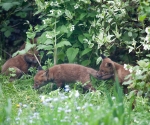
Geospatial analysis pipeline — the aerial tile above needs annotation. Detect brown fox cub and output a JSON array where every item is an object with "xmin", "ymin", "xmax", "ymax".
[
  {"xmin": 97, "ymin": 55, "xmax": 130, "ymax": 93},
  {"xmin": 34, "ymin": 64, "xmax": 99, "ymax": 91},
  {"xmin": 2, "ymin": 52, "xmax": 39, "ymax": 81}
]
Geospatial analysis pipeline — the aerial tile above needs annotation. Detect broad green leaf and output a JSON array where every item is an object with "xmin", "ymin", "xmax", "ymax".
[
  {"xmin": 138, "ymin": 14, "xmax": 147, "ymax": 22},
  {"xmin": 96, "ymin": 57, "xmax": 102, "ymax": 65},
  {"xmin": 44, "ymin": 39, "xmax": 53, "ymax": 45},
  {"xmin": 1, "ymin": 2, "xmax": 20, "ymax": 11},
  {"xmin": 81, "ymin": 60, "xmax": 91, "ymax": 66},
  {"xmin": 66, "ymin": 48, "xmax": 79, "ymax": 63},
  {"xmin": 57, "ymin": 40, "xmax": 71, "ymax": 48},
  {"xmin": 128, "ymin": 32, "xmax": 132, "ymax": 37},
  {"xmin": 78, "ymin": 13, "xmax": 86, "ymax": 20},
  {"xmin": 37, "ymin": 45, "xmax": 53, "ymax": 50},
  {"xmin": 26, "ymin": 32, "xmax": 36, "ymax": 39},
  {"xmin": 25, "ymin": 42, "xmax": 36, "ymax": 52},
  {"xmin": 16, "ymin": 12, "xmax": 27, "ymax": 18},
  {"xmin": 81, "ymin": 48, "xmax": 92, "ymax": 56},
  {"xmin": 60, "ymin": 25, "xmax": 68, "ymax": 33},
  {"xmin": 12, "ymin": 42, "xmax": 36, "ymax": 57},
  {"xmin": 65, "ymin": 9, "xmax": 73, "ymax": 20},
  {"xmin": 122, "ymin": 80, "xmax": 132, "ymax": 85},
  {"xmin": 4, "ymin": 30, "xmax": 11, "ymax": 37},
  {"xmin": 137, "ymin": 60, "xmax": 148, "ymax": 67},
  {"xmin": 78, "ymin": 35, "xmax": 84, "ymax": 43}
]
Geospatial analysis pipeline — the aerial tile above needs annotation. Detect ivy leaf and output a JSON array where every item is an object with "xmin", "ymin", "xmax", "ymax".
[{"xmin": 66, "ymin": 48, "xmax": 79, "ymax": 63}]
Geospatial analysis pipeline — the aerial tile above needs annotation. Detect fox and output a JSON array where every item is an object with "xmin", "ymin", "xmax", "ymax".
[
  {"xmin": 33, "ymin": 64, "xmax": 99, "ymax": 91},
  {"xmin": 1, "ymin": 51, "xmax": 39, "ymax": 81},
  {"xmin": 97, "ymin": 55, "xmax": 130, "ymax": 93}
]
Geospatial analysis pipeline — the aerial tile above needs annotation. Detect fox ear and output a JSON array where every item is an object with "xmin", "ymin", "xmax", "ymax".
[
  {"xmin": 45, "ymin": 69, "xmax": 49, "ymax": 78},
  {"xmin": 106, "ymin": 62, "xmax": 112, "ymax": 67},
  {"xmin": 38, "ymin": 66, "xmax": 43, "ymax": 70},
  {"xmin": 101, "ymin": 54, "xmax": 106, "ymax": 59}
]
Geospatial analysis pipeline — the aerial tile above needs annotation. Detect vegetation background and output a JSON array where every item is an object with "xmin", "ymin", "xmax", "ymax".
[{"xmin": 0, "ymin": 0, "xmax": 150, "ymax": 124}]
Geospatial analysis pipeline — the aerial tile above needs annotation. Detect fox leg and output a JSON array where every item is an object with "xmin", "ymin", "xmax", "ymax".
[
  {"xmin": 4, "ymin": 67, "xmax": 23, "ymax": 81},
  {"xmin": 83, "ymin": 82, "xmax": 96, "ymax": 92},
  {"xmin": 81, "ymin": 76, "xmax": 96, "ymax": 92},
  {"xmin": 55, "ymin": 81, "xmax": 63, "ymax": 89}
]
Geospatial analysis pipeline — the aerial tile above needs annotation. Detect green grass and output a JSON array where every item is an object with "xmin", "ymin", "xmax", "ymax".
[{"xmin": 0, "ymin": 74, "xmax": 150, "ymax": 125}]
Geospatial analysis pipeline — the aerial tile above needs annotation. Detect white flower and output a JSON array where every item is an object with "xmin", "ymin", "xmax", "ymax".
[
  {"xmin": 45, "ymin": 2, "xmax": 49, "ymax": 5},
  {"xmin": 145, "ymin": 27, "xmax": 150, "ymax": 34},
  {"xmin": 46, "ymin": 34, "xmax": 52, "ymax": 39},
  {"xmin": 74, "ymin": 4, "xmax": 79, "ymax": 9},
  {"xmin": 143, "ymin": 44, "xmax": 150, "ymax": 50},
  {"xmin": 124, "ymin": 64, "xmax": 128, "ymax": 70},
  {"xmin": 70, "ymin": 25, "xmax": 75, "ymax": 31},
  {"xmin": 65, "ymin": 109, "xmax": 71, "ymax": 113},
  {"xmin": 75, "ymin": 90, "xmax": 80, "ymax": 97},
  {"xmin": 54, "ymin": 2, "xmax": 59, "ymax": 6},
  {"xmin": 112, "ymin": 96, "xmax": 116, "ymax": 100},
  {"xmin": 129, "ymin": 68, "xmax": 133, "ymax": 73},
  {"xmin": 136, "ymin": 70, "xmax": 142, "ymax": 75},
  {"xmin": 145, "ymin": 36, "xmax": 149, "ymax": 42},
  {"xmin": 40, "ymin": 95, "xmax": 46, "ymax": 102},
  {"xmin": 50, "ymin": 10, "xmax": 54, "ymax": 14},
  {"xmin": 57, "ymin": 10, "xmax": 62, "ymax": 15}
]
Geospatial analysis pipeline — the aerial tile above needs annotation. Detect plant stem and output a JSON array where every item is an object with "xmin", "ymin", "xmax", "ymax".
[{"xmin": 54, "ymin": 18, "xmax": 57, "ymax": 65}]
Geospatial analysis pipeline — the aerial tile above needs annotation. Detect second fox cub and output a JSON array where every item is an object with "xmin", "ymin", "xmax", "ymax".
[
  {"xmin": 34, "ymin": 64, "xmax": 99, "ymax": 91},
  {"xmin": 2, "ymin": 52, "xmax": 39, "ymax": 81},
  {"xmin": 97, "ymin": 55, "xmax": 130, "ymax": 93}
]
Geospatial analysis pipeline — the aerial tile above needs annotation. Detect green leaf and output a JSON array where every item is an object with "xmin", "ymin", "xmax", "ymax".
[
  {"xmin": 26, "ymin": 32, "xmax": 36, "ymax": 39},
  {"xmin": 78, "ymin": 35, "xmax": 84, "ymax": 43},
  {"xmin": 81, "ymin": 60, "xmax": 91, "ymax": 66},
  {"xmin": 16, "ymin": 12, "xmax": 27, "ymax": 18},
  {"xmin": 78, "ymin": 13, "xmax": 87, "ymax": 20},
  {"xmin": 1, "ymin": 2, "xmax": 20, "ymax": 11},
  {"xmin": 57, "ymin": 40, "xmax": 71, "ymax": 48},
  {"xmin": 66, "ymin": 48, "xmax": 79, "ymax": 63},
  {"xmin": 65, "ymin": 9, "xmax": 73, "ymax": 20},
  {"xmin": 25, "ymin": 42, "xmax": 36, "ymax": 52},
  {"xmin": 37, "ymin": 45, "xmax": 53, "ymax": 50},
  {"xmin": 122, "ymin": 80, "xmax": 132, "ymax": 85},
  {"xmin": 128, "ymin": 32, "xmax": 132, "ymax": 37},
  {"xmin": 4, "ymin": 30, "xmax": 11, "ymax": 37},
  {"xmin": 12, "ymin": 42, "xmax": 36, "ymax": 57},
  {"xmin": 60, "ymin": 25, "xmax": 68, "ymax": 33},
  {"xmin": 81, "ymin": 48, "xmax": 92, "ymax": 56},
  {"xmin": 138, "ymin": 14, "xmax": 147, "ymax": 22},
  {"xmin": 137, "ymin": 60, "xmax": 148, "ymax": 67}
]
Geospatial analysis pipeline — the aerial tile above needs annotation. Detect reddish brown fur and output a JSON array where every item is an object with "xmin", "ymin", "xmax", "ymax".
[
  {"xmin": 2, "ymin": 53, "xmax": 38, "ymax": 81},
  {"xmin": 97, "ymin": 57, "xmax": 130, "ymax": 93},
  {"xmin": 34, "ymin": 64, "xmax": 99, "ymax": 91}
]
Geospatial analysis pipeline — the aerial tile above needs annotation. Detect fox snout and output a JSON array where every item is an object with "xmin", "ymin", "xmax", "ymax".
[
  {"xmin": 96, "ymin": 71, "xmax": 114, "ymax": 80},
  {"xmin": 33, "ymin": 83, "xmax": 40, "ymax": 89}
]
